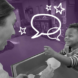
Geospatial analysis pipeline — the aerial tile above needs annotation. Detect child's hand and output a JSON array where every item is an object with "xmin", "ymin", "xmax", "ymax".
[{"xmin": 44, "ymin": 46, "xmax": 56, "ymax": 57}]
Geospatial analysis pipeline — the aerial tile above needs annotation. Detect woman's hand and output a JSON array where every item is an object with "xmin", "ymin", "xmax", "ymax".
[{"xmin": 44, "ymin": 46, "xmax": 56, "ymax": 57}]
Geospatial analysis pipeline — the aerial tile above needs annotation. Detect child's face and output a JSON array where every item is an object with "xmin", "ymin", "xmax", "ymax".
[{"xmin": 64, "ymin": 28, "xmax": 78, "ymax": 47}]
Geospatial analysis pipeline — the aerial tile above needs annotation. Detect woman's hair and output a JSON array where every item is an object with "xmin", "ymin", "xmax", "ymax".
[{"xmin": 0, "ymin": 0, "xmax": 15, "ymax": 26}]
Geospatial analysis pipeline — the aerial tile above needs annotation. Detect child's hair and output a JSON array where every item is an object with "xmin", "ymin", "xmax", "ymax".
[
  {"xmin": 68, "ymin": 23, "xmax": 78, "ymax": 31},
  {"xmin": 0, "ymin": 0, "xmax": 15, "ymax": 26}
]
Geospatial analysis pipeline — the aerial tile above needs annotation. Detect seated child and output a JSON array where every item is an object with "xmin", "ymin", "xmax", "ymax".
[{"xmin": 44, "ymin": 23, "xmax": 78, "ymax": 71}]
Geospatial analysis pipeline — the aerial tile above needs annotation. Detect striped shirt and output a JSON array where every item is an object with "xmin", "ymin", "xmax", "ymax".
[{"xmin": 60, "ymin": 46, "xmax": 78, "ymax": 71}]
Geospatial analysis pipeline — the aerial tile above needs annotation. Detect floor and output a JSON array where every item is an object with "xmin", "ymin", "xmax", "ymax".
[{"xmin": 0, "ymin": 35, "xmax": 64, "ymax": 76}]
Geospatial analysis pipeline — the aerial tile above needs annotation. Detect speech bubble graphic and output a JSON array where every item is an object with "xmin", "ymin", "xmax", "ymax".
[
  {"xmin": 47, "ymin": 27, "xmax": 61, "ymax": 41},
  {"xmin": 31, "ymin": 14, "xmax": 61, "ymax": 39}
]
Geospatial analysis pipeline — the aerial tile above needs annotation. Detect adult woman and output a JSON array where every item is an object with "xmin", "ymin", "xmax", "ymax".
[{"xmin": 0, "ymin": 0, "xmax": 27, "ymax": 78}]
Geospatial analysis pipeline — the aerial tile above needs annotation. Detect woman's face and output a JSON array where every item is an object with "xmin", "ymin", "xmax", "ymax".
[{"xmin": 0, "ymin": 11, "xmax": 16, "ymax": 50}]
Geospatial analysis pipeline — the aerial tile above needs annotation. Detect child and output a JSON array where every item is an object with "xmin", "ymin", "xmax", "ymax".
[{"xmin": 44, "ymin": 23, "xmax": 78, "ymax": 71}]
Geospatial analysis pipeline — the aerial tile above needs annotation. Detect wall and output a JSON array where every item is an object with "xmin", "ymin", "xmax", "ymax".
[
  {"xmin": 74, "ymin": 0, "xmax": 78, "ymax": 23},
  {"xmin": 66, "ymin": 0, "xmax": 76, "ymax": 26},
  {"xmin": 11, "ymin": 2, "xmax": 25, "ymax": 20},
  {"xmin": 22, "ymin": 0, "xmax": 48, "ymax": 22}
]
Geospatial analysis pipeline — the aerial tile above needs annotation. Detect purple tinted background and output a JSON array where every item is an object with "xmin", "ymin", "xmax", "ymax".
[{"xmin": 0, "ymin": 0, "xmax": 77, "ymax": 76}]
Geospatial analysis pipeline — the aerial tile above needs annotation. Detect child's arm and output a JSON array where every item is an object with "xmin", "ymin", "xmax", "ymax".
[
  {"xmin": 44, "ymin": 46, "xmax": 71, "ymax": 66},
  {"xmin": 55, "ymin": 51, "xmax": 78, "ymax": 68},
  {"xmin": 53, "ymin": 52, "xmax": 71, "ymax": 66}
]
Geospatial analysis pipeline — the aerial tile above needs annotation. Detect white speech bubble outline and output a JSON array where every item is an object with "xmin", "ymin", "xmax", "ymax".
[
  {"xmin": 47, "ymin": 27, "xmax": 61, "ymax": 41},
  {"xmin": 31, "ymin": 14, "xmax": 61, "ymax": 39}
]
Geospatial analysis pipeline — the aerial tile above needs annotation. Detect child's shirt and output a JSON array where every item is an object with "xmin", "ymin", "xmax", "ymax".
[{"xmin": 60, "ymin": 46, "xmax": 78, "ymax": 71}]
